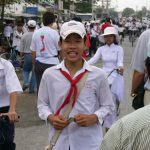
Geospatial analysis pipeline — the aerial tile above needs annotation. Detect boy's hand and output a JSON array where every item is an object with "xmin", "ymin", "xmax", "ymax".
[
  {"xmin": 118, "ymin": 67, "xmax": 124, "ymax": 75},
  {"xmin": 0, "ymin": 111, "xmax": 19, "ymax": 123},
  {"xmin": 74, "ymin": 114, "xmax": 98, "ymax": 127},
  {"xmin": 48, "ymin": 115, "xmax": 69, "ymax": 130}
]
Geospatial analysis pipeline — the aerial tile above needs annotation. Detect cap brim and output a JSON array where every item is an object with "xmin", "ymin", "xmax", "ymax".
[{"xmin": 61, "ymin": 30, "xmax": 85, "ymax": 40}]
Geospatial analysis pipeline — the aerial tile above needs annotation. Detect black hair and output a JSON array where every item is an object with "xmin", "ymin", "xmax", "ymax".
[
  {"xmin": 43, "ymin": 11, "xmax": 55, "ymax": 26},
  {"xmin": 59, "ymin": 36, "xmax": 86, "ymax": 43},
  {"xmin": 90, "ymin": 24, "xmax": 94, "ymax": 29},
  {"xmin": 72, "ymin": 17, "xmax": 82, "ymax": 23},
  {"xmin": 112, "ymin": 19, "xmax": 116, "ymax": 25},
  {"xmin": 106, "ymin": 17, "xmax": 111, "ymax": 23},
  {"xmin": 145, "ymin": 57, "xmax": 150, "ymax": 79},
  {"xmin": 17, "ymin": 21, "xmax": 24, "ymax": 26},
  {"xmin": 28, "ymin": 26, "xmax": 36, "ymax": 30}
]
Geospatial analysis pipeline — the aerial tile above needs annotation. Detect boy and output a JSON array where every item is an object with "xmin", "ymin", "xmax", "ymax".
[
  {"xmin": 0, "ymin": 58, "xmax": 22, "ymax": 150},
  {"xmin": 38, "ymin": 20, "xmax": 114, "ymax": 150}
]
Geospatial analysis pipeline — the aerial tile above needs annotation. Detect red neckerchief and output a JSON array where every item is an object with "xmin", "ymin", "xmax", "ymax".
[{"xmin": 55, "ymin": 69, "xmax": 87, "ymax": 116}]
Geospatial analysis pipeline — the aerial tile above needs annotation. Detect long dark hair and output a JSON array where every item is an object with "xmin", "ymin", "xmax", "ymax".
[{"xmin": 145, "ymin": 57, "xmax": 150, "ymax": 79}]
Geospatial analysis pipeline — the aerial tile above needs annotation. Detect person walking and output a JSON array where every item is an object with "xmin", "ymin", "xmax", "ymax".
[
  {"xmin": 31, "ymin": 11, "xmax": 61, "ymax": 92},
  {"xmin": 88, "ymin": 27, "xmax": 124, "ymax": 129},
  {"xmin": 19, "ymin": 20, "xmax": 37, "ymax": 93},
  {"xmin": 12, "ymin": 22, "xmax": 24, "ymax": 55},
  {"xmin": 0, "ymin": 57, "xmax": 22, "ymax": 150},
  {"xmin": 131, "ymin": 29, "xmax": 150, "ymax": 106},
  {"xmin": 38, "ymin": 20, "xmax": 115, "ymax": 150}
]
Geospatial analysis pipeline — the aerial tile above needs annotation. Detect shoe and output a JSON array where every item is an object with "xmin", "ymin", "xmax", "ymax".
[{"xmin": 23, "ymin": 84, "xmax": 29, "ymax": 91}]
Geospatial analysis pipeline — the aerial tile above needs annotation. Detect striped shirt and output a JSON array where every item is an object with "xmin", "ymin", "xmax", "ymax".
[{"xmin": 99, "ymin": 105, "xmax": 150, "ymax": 150}]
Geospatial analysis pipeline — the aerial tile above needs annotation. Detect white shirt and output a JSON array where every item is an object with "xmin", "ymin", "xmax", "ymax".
[
  {"xmin": 0, "ymin": 58, "xmax": 22, "ymax": 107},
  {"xmin": 88, "ymin": 44, "xmax": 124, "ymax": 84},
  {"xmin": 119, "ymin": 27, "xmax": 125, "ymax": 33},
  {"xmin": 99, "ymin": 105, "xmax": 150, "ymax": 150},
  {"xmin": 113, "ymin": 24, "xmax": 119, "ymax": 33},
  {"xmin": 38, "ymin": 60, "xmax": 114, "ymax": 150},
  {"xmin": 131, "ymin": 29, "xmax": 150, "ymax": 73},
  {"xmin": 30, "ymin": 26, "xmax": 60, "ymax": 64},
  {"xmin": 4, "ymin": 25, "xmax": 13, "ymax": 38},
  {"xmin": 12, "ymin": 30, "xmax": 23, "ymax": 51},
  {"xmin": 90, "ymin": 28, "xmax": 98, "ymax": 38}
]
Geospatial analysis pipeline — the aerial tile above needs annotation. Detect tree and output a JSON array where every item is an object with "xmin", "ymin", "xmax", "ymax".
[
  {"xmin": 0, "ymin": 0, "xmax": 39, "ymax": 35},
  {"xmin": 0, "ymin": 0, "xmax": 39, "ymax": 20},
  {"xmin": 109, "ymin": 8, "xmax": 118, "ymax": 18},
  {"xmin": 141, "ymin": 6, "xmax": 147, "ymax": 17},
  {"xmin": 122, "ymin": 7, "xmax": 135, "ymax": 17},
  {"xmin": 75, "ymin": 1, "xmax": 92, "ymax": 13},
  {"xmin": 136, "ymin": 10, "xmax": 143, "ymax": 19}
]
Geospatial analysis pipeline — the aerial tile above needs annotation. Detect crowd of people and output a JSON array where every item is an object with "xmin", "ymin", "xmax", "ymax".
[{"xmin": 0, "ymin": 11, "xmax": 150, "ymax": 150}]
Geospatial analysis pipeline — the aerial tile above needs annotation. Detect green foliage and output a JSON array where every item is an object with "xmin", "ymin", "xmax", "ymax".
[
  {"xmin": 75, "ymin": 1, "xmax": 92, "ymax": 13},
  {"xmin": 109, "ymin": 8, "xmax": 118, "ymax": 18},
  {"xmin": 0, "ymin": 0, "xmax": 39, "ymax": 5},
  {"xmin": 122, "ymin": 7, "xmax": 135, "ymax": 17}
]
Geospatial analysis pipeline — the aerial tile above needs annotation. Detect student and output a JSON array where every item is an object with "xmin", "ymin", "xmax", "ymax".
[
  {"xmin": 12, "ymin": 22, "xmax": 24, "ymax": 55},
  {"xmin": 31, "ymin": 11, "xmax": 60, "ymax": 92},
  {"xmin": 0, "ymin": 58, "xmax": 22, "ymax": 150},
  {"xmin": 88, "ymin": 27, "xmax": 124, "ymax": 129},
  {"xmin": 37, "ymin": 20, "xmax": 114, "ymax": 150},
  {"xmin": 19, "ymin": 20, "xmax": 37, "ymax": 93}
]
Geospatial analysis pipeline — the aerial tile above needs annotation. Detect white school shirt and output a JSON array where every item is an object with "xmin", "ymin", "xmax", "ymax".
[
  {"xmin": 90, "ymin": 28, "xmax": 98, "ymax": 38},
  {"xmin": 38, "ymin": 60, "xmax": 115, "ymax": 150},
  {"xmin": 30, "ymin": 26, "xmax": 60, "ymax": 65},
  {"xmin": 12, "ymin": 30, "xmax": 23, "ymax": 51},
  {"xmin": 0, "ymin": 58, "xmax": 22, "ymax": 108},
  {"xmin": 88, "ymin": 43, "xmax": 124, "ymax": 85}
]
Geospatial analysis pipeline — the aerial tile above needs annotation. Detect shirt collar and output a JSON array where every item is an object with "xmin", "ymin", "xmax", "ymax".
[
  {"xmin": 56, "ymin": 59, "xmax": 93, "ymax": 75},
  {"xmin": 106, "ymin": 43, "xmax": 115, "ymax": 47}
]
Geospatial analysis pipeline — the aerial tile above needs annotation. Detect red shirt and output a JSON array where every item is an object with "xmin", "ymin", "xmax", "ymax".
[
  {"xmin": 101, "ymin": 22, "xmax": 112, "ymax": 32},
  {"xmin": 82, "ymin": 33, "xmax": 91, "ymax": 59}
]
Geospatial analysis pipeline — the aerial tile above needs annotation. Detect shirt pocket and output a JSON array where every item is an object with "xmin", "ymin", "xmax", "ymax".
[{"xmin": 78, "ymin": 82, "xmax": 97, "ymax": 109}]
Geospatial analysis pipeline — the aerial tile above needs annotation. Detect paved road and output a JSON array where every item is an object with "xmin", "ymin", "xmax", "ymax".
[{"xmin": 15, "ymin": 37, "xmax": 137, "ymax": 150}]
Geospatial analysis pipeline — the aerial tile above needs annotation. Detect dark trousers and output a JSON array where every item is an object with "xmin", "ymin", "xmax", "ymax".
[
  {"xmin": 34, "ymin": 61, "xmax": 55, "ymax": 92},
  {"xmin": 0, "ymin": 106, "xmax": 15, "ymax": 150},
  {"xmin": 89, "ymin": 37, "xmax": 97, "ymax": 57}
]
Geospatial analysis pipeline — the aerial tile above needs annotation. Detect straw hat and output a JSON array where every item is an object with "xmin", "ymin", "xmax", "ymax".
[{"xmin": 99, "ymin": 27, "xmax": 120, "ymax": 43}]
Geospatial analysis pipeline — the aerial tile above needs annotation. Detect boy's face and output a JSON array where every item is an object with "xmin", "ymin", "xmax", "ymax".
[
  {"xmin": 17, "ymin": 25, "xmax": 23, "ymax": 32},
  {"xmin": 59, "ymin": 33, "xmax": 86, "ymax": 63}
]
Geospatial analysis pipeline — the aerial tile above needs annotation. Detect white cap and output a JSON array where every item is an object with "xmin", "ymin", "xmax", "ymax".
[
  {"xmin": 27, "ymin": 20, "xmax": 36, "ymax": 27},
  {"xmin": 60, "ymin": 20, "xmax": 86, "ymax": 40},
  {"xmin": 99, "ymin": 27, "xmax": 120, "ymax": 43}
]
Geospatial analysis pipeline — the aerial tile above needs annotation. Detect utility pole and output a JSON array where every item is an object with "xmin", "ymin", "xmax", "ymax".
[
  {"xmin": 92, "ymin": 0, "xmax": 94, "ymax": 20},
  {"xmin": 106, "ymin": 0, "xmax": 109, "ymax": 15}
]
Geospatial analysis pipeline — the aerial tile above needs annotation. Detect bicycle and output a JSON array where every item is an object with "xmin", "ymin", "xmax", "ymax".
[
  {"xmin": 129, "ymin": 30, "xmax": 137, "ymax": 47},
  {"xmin": 119, "ymin": 32, "xmax": 124, "ymax": 45}
]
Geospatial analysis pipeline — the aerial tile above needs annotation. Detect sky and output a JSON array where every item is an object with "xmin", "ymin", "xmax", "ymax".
[{"xmin": 110, "ymin": 0, "xmax": 150, "ymax": 11}]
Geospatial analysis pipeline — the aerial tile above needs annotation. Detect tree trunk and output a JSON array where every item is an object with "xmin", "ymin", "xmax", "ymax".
[
  {"xmin": 1, "ymin": 0, "xmax": 5, "ymax": 21},
  {"xmin": 0, "ymin": 0, "xmax": 5, "ymax": 35}
]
